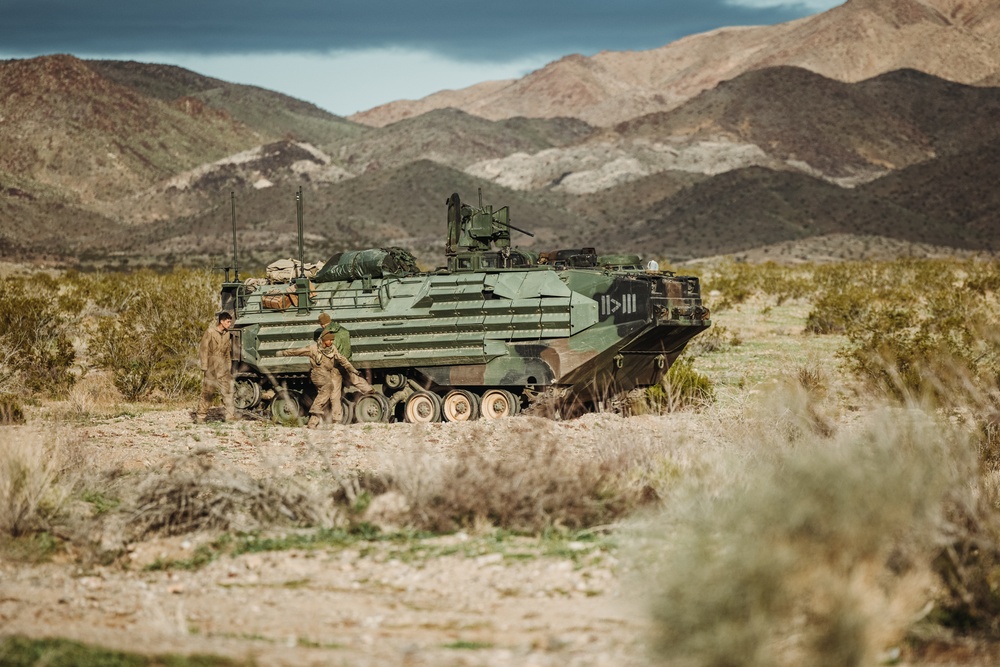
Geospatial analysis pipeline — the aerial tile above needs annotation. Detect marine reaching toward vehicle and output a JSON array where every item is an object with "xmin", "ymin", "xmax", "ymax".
[
  {"xmin": 221, "ymin": 191, "xmax": 711, "ymax": 425},
  {"xmin": 275, "ymin": 315, "xmax": 374, "ymax": 427}
]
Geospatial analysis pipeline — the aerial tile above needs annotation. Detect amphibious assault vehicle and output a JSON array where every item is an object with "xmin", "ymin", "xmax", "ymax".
[{"xmin": 221, "ymin": 192, "xmax": 710, "ymax": 423}]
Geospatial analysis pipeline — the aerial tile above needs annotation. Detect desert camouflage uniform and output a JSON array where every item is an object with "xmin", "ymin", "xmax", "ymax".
[
  {"xmin": 197, "ymin": 325, "xmax": 234, "ymax": 421},
  {"xmin": 278, "ymin": 342, "xmax": 373, "ymax": 424}
]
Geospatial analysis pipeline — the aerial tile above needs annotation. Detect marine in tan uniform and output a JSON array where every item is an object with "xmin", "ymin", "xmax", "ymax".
[
  {"xmin": 196, "ymin": 311, "xmax": 235, "ymax": 423},
  {"xmin": 278, "ymin": 330, "xmax": 373, "ymax": 428}
]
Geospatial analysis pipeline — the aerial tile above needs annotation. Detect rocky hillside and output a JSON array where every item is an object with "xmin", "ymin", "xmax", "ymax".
[
  {"xmin": 2, "ymin": 0, "xmax": 999, "ymax": 267},
  {"xmin": 350, "ymin": 0, "xmax": 1000, "ymax": 128},
  {"xmin": 0, "ymin": 56, "xmax": 264, "ymax": 209},
  {"xmin": 88, "ymin": 60, "xmax": 366, "ymax": 147}
]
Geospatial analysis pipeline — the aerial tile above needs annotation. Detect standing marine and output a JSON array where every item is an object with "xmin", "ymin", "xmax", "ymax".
[
  {"xmin": 196, "ymin": 310, "xmax": 235, "ymax": 423},
  {"xmin": 277, "ymin": 314, "xmax": 373, "ymax": 427}
]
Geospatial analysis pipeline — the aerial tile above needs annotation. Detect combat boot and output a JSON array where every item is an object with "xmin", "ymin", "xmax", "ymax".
[{"xmin": 306, "ymin": 415, "xmax": 321, "ymax": 429}]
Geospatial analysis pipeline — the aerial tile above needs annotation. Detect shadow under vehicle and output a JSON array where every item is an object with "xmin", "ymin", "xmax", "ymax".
[{"xmin": 221, "ymin": 192, "xmax": 710, "ymax": 424}]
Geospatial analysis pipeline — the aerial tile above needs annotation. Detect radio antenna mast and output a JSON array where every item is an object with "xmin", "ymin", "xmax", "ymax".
[
  {"xmin": 230, "ymin": 191, "xmax": 240, "ymax": 282},
  {"xmin": 295, "ymin": 186, "xmax": 305, "ymax": 279}
]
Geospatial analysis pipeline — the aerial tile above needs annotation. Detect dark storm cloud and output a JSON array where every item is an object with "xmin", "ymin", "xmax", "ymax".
[{"xmin": 2, "ymin": 0, "xmax": 828, "ymax": 60}]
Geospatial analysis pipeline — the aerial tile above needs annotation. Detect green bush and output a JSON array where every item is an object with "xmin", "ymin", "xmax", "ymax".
[
  {"xmin": 0, "ymin": 277, "xmax": 76, "ymax": 396},
  {"xmin": 966, "ymin": 261, "xmax": 1000, "ymax": 295},
  {"xmin": 0, "ymin": 268, "xmax": 218, "ymax": 401},
  {"xmin": 796, "ymin": 259, "xmax": 1000, "ymax": 401},
  {"xmin": 805, "ymin": 261, "xmax": 923, "ymax": 334},
  {"xmin": 836, "ymin": 265, "xmax": 999, "ymax": 402},
  {"xmin": 805, "ymin": 282, "xmax": 875, "ymax": 335},
  {"xmin": 701, "ymin": 260, "xmax": 815, "ymax": 310},
  {"xmin": 645, "ymin": 356, "xmax": 715, "ymax": 412},
  {"xmin": 86, "ymin": 269, "xmax": 217, "ymax": 400}
]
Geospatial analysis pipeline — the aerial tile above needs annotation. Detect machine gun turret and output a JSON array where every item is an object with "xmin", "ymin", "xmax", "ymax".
[{"xmin": 445, "ymin": 192, "xmax": 537, "ymax": 271}]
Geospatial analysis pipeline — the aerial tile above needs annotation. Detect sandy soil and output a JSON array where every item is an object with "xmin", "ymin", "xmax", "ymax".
[
  {"xmin": 1, "ymin": 409, "xmax": 683, "ymax": 666},
  {"xmin": 3, "ymin": 536, "xmax": 642, "ymax": 667},
  {"xmin": 6, "ymin": 291, "xmax": 1000, "ymax": 666}
]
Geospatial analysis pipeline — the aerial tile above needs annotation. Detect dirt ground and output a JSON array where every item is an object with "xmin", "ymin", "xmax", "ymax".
[
  {"xmin": 1, "ymin": 409, "xmax": 681, "ymax": 667},
  {"xmin": 5, "ymin": 292, "xmax": 1000, "ymax": 666}
]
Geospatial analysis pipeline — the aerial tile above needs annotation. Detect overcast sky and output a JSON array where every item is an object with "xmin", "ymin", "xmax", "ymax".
[{"xmin": 1, "ymin": 0, "xmax": 842, "ymax": 116}]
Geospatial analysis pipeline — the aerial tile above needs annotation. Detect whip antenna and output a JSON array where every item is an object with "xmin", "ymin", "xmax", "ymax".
[
  {"xmin": 296, "ymin": 186, "xmax": 305, "ymax": 279},
  {"xmin": 230, "ymin": 191, "xmax": 240, "ymax": 282}
]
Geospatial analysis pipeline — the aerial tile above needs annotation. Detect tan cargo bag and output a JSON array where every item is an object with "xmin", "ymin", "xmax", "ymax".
[
  {"xmin": 266, "ymin": 258, "xmax": 323, "ymax": 282},
  {"xmin": 262, "ymin": 293, "xmax": 294, "ymax": 310}
]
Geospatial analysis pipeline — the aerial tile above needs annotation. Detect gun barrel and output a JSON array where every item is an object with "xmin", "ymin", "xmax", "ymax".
[{"xmin": 507, "ymin": 222, "xmax": 535, "ymax": 238}]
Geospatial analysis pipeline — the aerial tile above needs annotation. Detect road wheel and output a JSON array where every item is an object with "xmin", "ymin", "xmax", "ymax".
[
  {"xmin": 270, "ymin": 389, "xmax": 305, "ymax": 426},
  {"xmin": 442, "ymin": 389, "xmax": 480, "ymax": 422},
  {"xmin": 233, "ymin": 379, "xmax": 261, "ymax": 410},
  {"xmin": 480, "ymin": 389, "xmax": 517, "ymax": 419},
  {"xmin": 404, "ymin": 391, "xmax": 442, "ymax": 423},
  {"xmin": 505, "ymin": 389, "xmax": 522, "ymax": 415},
  {"xmin": 339, "ymin": 397, "xmax": 354, "ymax": 425},
  {"xmin": 354, "ymin": 393, "xmax": 390, "ymax": 423}
]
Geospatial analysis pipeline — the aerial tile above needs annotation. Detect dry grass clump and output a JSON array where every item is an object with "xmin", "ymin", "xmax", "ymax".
[
  {"xmin": 0, "ymin": 429, "xmax": 72, "ymax": 537},
  {"xmin": 926, "ymin": 414, "xmax": 1000, "ymax": 637},
  {"xmin": 66, "ymin": 372, "xmax": 123, "ymax": 419},
  {"xmin": 364, "ymin": 422, "xmax": 660, "ymax": 533},
  {"xmin": 0, "ymin": 394, "xmax": 26, "ymax": 425},
  {"xmin": 129, "ymin": 451, "xmax": 331, "ymax": 539},
  {"xmin": 644, "ymin": 405, "xmax": 972, "ymax": 667}
]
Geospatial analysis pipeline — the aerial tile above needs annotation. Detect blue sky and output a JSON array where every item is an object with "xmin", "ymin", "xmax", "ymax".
[{"xmin": 0, "ymin": 0, "xmax": 842, "ymax": 116}]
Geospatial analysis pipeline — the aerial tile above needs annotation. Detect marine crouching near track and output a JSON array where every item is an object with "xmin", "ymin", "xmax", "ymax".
[{"xmin": 277, "ymin": 328, "xmax": 373, "ymax": 428}]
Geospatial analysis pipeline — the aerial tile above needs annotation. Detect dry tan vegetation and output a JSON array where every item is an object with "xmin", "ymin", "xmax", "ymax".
[
  {"xmin": 0, "ymin": 430, "xmax": 73, "ymax": 538},
  {"xmin": 3, "ymin": 259, "xmax": 1000, "ymax": 666},
  {"xmin": 641, "ymin": 403, "xmax": 978, "ymax": 667}
]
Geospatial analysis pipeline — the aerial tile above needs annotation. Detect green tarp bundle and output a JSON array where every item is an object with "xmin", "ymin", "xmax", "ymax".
[{"xmin": 314, "ymin": 247, "xmax": 419, "ymax": 283}]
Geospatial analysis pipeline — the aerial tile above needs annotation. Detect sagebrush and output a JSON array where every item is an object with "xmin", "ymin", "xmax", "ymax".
[
  {"xmin": 0, "ymin": 430, "xmax": 72, "ymax": 538},
  {"xmin": 645, "ymin": 404, "xmax": 976, "ymax": 667}
]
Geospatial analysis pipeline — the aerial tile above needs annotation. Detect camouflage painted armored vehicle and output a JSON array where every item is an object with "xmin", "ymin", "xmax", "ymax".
[{"xmin": 221, "ymin": 193, "xmax": 710, "ymax": 423}]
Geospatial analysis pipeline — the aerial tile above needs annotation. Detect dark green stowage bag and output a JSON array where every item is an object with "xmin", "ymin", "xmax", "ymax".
[{"xmin": 314, "ymin": 247, "xmax": 419, "ymax": 283}]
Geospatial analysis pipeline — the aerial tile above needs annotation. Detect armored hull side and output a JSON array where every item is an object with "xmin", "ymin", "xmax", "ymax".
[{"xmin": 223, "ymin": 192, "xmax": 710, "ymax": 423}]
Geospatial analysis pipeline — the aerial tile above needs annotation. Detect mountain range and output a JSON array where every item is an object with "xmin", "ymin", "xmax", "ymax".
[{"xmin": 1, "ymin": 0, "xmax": 998, "ymax": 269}]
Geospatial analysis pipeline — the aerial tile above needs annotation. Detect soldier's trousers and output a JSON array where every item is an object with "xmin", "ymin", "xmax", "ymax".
[
  {"xmin": 197, "ymin": 373, "xmax": 235, "ymax": 421},
  {"xmin": 311, "ymin": 368, "xmax": 374, "ymax": 422}
]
